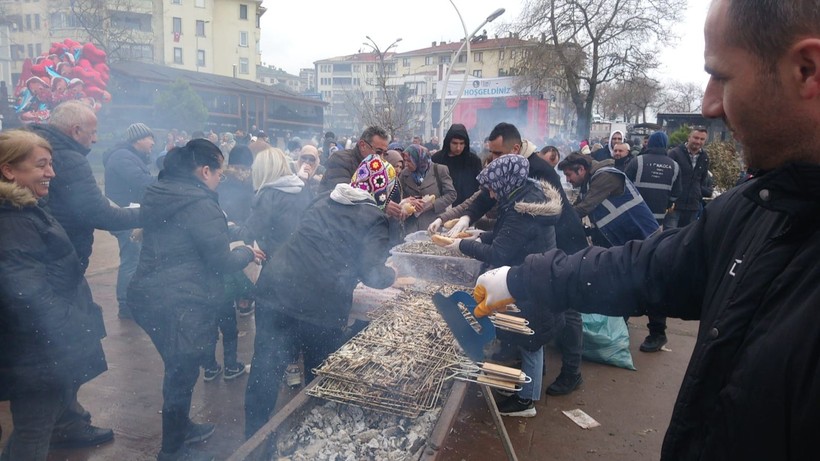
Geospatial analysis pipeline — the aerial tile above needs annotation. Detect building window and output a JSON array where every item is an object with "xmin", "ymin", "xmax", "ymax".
[
  {"xmin": 195, "ymin": 0, "xmax": 205, "ymax": 7},
  {"xmin": 239, "ymin": 58, "xmax": 249, "ymax": 74},
  {"xmin": 424, "ymin": 56, "xmax": 433, "ymax": 65},
  {"xmin": 26, "ymin": 15, "xmax": 32, "ymax": 31},
  {"xmin": 365, "ymin": 64, "xmax": 374, "ymax": 73},
  {"xmin": 352, "ymin": 64, "xmax": 360, "ymax": 72},
  {"xmin": 402, "ymin": 58, "xmax": 410, "ymax": 67},
  {"xmin": 172, "ymin": 17, "xmax": 182, "ymax": 34},
  {"xmin": 473, "ymin": 52, "xmax": 483, "ymax": 62},
  {"xmin": 35, "ymin": 43, "xmax": 42, "ymax": 56},
  {"xmin": 27, "ymin": 44, "xmax": 34, "ymax": 58},
  {"xmin": 472, "ymin": 69, "xmax": 483, "ymax": 78},
  {"xmin": 197, "ymin": 50, "xmax": 205, "ymax": 67},
  {"xmin": 439, "ymin": 55, "xmax": 451, "ymax": 64},
  {"xmin": 239, "ymin": 4, "xmax": 248, "ymax": 20},
  {"xmin": 34, "ymin": 14, "xmax": 40, "ymax": 30},
  {"xmin": 239, "ymin": 31, "xmax": 248, "ymax": 47},
  {"xmin": 510, "ymin": 50, "xmax": 517, "ymax": 60},
  {"xmin": 499, "ymin": 50, "xmax": 505, "ymax": 61},
  {"xmin": 196, "ymin": 20, "xmax": 205, "ymax": 37},
  {"xmin": 174, "ymin": 47, "xmax": 183, "ymax": 64},
  {"xmin": 171, "ymin": 0, "xmax": 181, "ymax": 4},
  {"xmin": 457, "ymin": 54, "xmax": 467, "ymax": 63}
]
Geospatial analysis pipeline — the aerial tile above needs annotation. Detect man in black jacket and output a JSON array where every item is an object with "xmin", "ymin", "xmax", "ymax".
[
  {"xmin": 471, "ymin": 0, "xmax": 820, "ymax": 458},
  {"xmin": 665, "ymin": 127, "xmax": 712, "ymax": 228},
  {"xmin": 30, "ymin": 101, "xmax": 141, "ymax": 447},
  {"xmin": 431, "ymin": 123, "xmax": 482, "ymax": 206},
  {"xmin": 103, "ymin": 122, "xmax": 155, "ymax": 320}
]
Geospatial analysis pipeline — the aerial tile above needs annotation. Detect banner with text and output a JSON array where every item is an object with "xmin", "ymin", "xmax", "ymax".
[{"xmin": 438, "ymin": 76, "xmax": 520, "ymax": 100}]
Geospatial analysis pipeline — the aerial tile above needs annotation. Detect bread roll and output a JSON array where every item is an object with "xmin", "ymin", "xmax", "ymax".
[
  {"xmin": 431, "ymin": 234, "xmax": 454, "ymax": 247},
  {"xmin": 456, "ymin": 232, "xmax": 471, "ymax": 239},
  {"xmin": 443, "ymin": 218, "xmax": 460, "ymax": 230}
]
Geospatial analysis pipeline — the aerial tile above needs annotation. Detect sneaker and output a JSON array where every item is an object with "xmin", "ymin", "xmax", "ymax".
[
  {"xmin": 203, "ymin": 366, "xmax": 222, "ymax": 382},
  {"xmin": 497, "ymin": 397, "xmax": 536, "ymax": 417},
  {"xmin": 224, "ymin": 363, "xmax": 247, "ymax": 380},
  {"xmin": 546, "ymin": 372, "xmax": 583, "ymax": 396},
  {"xmin": 639, "ymin": 334, "xmax": 668, "ymax": 352},
  {"xmin": 157, "ymin": 446, "xmax": 215, "ymax": 461},
  {"xmin": 50, "ymin": 421, "xmax": 114, "ymax": 449},
  {"xmin": 184, "ymin": 422, "xmax": 215, "ymax": 445},
  {"xmin": 493, "ymin": 387, "xmax": 516, "ymax": 399}
]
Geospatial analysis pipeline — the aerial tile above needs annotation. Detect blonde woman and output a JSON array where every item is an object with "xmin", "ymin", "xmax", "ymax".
[{"xmin": 0, "ymin": 130, "xmax": 111, "ymax": 460}]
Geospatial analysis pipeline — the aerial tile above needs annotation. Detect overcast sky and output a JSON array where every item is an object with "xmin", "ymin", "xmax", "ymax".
[{"xmin": 259, "ymin": 0, "xmax": 712, "ymax": 87}]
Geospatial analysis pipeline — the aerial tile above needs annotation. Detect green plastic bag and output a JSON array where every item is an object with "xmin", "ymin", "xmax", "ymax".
[{"xmin": 581, "ymin": 314, "xmax": 636, "ymax": 370}]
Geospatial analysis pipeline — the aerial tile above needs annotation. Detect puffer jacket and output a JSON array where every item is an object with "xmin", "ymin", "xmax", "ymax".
[
  {"xmin": 30, "ymin": 124, "xmax": 140, "ymax": 272},
  {"xmin": 0, "ymin": 183, "xmax": 107, "ymax": 400},
  {"xmin": 255, "ymin": 191, "xmax": 395, "ymax": 330},
  {"xmin": 128, "ymin": 173, "xmax": 254, "ymax": 358},
  {"xmin": 102, "ymin": 143, "xmax": 154, "ymax": 207},
  {"xmin": 461, "ymin": 180, "xmax": 564, "ymax": 350},
  {"xmin": 241, "ymin": 176, "xmax": 313, "ymax": 256},
  {"xmin": 508, "ymin": 162, "xmax": 820, "ymax": 460}
]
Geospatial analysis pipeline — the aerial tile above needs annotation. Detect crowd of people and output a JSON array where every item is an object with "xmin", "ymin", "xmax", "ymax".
[{"xmin": 1, "ymin": 1, "xmax": 818, "ymax": 459}]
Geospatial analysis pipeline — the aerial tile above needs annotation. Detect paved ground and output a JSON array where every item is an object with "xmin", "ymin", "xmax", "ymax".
[{"xmin": 0, "ymin": 230, "xmax": 699, "ymax": 460}]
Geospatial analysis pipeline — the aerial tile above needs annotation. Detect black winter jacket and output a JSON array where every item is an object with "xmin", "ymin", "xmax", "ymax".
[
  {"xmin": 460, "ymin": 181, "xmax": 565, "ymax": 351},
  {"xmin": 241, "ymin": 179, "xmax": 313, "ymax": 256},
  {"xmin": 102, "ymin": 143, "xmax": 154, "ymax": 207},
  {"xmin": 507, "ymin": 162, "xmax": 820, "ymax": 461},
  {"xmin": 217, "ymin": 166, "xmax": 254, "ymax": 225},
  {"xmin": 668, "ymin": 144, "xmax": 713, "ymax": 211},
  {"xmin": 0, "ymin": 183, "xmax": 107, "ymax": 401},
  {"xmin": 128, "ymin": 174, "xmax": 255, "ymax": 358},
  {"xmin": 431, "ymin": 124, "xmax": 482, "ymax": 206},
  {"xmin": 255, "ymin": 190, "xmax": 395, "ymax": 329},
  {"xmin": 30, "ymin": 124, "xmax": 140, "ymax": 272},
  {"xmin": 466, "ymin": 154, "xmax": 588, "ymax": 255}
]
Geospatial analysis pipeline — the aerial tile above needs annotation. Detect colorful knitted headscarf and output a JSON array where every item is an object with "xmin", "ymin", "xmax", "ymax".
[
  {"xmin": 351, "ymin": 154, "xmax": 397, "ymax": 209},
  {"xmin": 404, "ymin": 144, "xmax": 431, "ymax": 185},
  {"xmin": 477, "ymin": 154, "xmax": 530, "ymax": 203}
]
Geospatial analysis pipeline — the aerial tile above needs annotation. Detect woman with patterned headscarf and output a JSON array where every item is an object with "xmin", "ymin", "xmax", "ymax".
[
  {"xmin": 398, "ymin": 144, "xmax": 456, "ymax": 234},
  {"xmin": 442, "ymin": 154, "xmax": 566, "ymax": 418},
  {"xmin": 245, "ymin": 154, "xmax": 397, "ymax": 437}
]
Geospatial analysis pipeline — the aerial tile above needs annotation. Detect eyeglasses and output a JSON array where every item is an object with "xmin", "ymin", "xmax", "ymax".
[
  {"xmin": 299, "ymin": 156, "xmax": 317, "ymax": 164},
  {"xmin": 361, "ymin": 139, "xmax": 385, "ymax": 156}
]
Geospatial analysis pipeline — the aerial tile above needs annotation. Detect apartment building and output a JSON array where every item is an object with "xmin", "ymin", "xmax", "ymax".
[
  {"xmin": 0, "ymin": 0, "xmax": 264, "ymax": 85},
  {"xmin": 315, "ymin": 36, "xmax": 570, "ymax": 139}
]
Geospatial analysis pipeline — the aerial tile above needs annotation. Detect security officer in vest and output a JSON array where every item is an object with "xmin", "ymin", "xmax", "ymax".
[
  {"xmin": 624, "ymin": 131, "xmax": 681, "ymax": 226},
  {"xmin": 558, "ymin": 152, "xmax": 667, "ymax": 352}
]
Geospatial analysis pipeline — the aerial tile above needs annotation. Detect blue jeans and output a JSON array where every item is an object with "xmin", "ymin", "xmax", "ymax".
[
  {"xmin": 518, "ymin": 346, "xmax": 544, "ymax": 401},
  {"xmin": 1, "ymin": 388, "xmax": 72, "ymax": 461},
  {"xmin": 112, "ymin": 230, "xmax": 141, "ymax": 310}
]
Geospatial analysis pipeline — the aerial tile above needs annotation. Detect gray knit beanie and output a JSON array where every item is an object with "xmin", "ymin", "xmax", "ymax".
[{"xmin": 126, "ymin": 123, "xmax": 154, "ymax": 143}]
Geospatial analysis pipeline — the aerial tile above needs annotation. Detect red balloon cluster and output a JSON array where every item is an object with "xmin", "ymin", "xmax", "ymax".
[{"xmin": 14, "ymin": 39, "xmax": 112, "ymax": 123}]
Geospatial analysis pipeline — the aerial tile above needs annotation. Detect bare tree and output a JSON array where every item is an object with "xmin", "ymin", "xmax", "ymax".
[
  {"xmin": 658, "ymin": 81, "xmax": 705, "ymax": 113},
  {"xmin": 512, "ymin": 0, "xmax": 685, "ymax": 139},
  {"xmin": 53, "ymin": 0, "xmax": 153, "ymax": 63}
]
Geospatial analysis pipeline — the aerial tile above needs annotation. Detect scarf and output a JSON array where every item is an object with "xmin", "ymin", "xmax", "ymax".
[
  {"xmin": 405, "ymin": 144, "xmax": 431, "ymax": 186},
  {"xmin": 258, "ymin": 174, "xmax": 305, "ymax": 194},
  {"xmin": 477, "ymin": 154, "xmax": 530, "ymax": 203},
  {"xmin": 350, "ymin": 154, "xmax": 396, "ymax": 210}
]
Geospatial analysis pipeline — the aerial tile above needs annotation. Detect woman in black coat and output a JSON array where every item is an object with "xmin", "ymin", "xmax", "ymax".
[
  {"xmin": 128, "ymin": 139, "xmax": 264, "ymax": 461},
  {"xmin": 0, "ymin": 130, "xmax": 108, "ymax": 460},
  {"xmin": 244, "ymin": 154, "xmax": 396, "ymax": 438}
]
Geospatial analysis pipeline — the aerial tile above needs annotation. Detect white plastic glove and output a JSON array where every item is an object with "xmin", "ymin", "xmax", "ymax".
[
  {"xmin": 461, "ymin": 229, "xmax": 484, "ymax": 240},
  {"xmin": 446, "ymin": 215, "xmax": 471, "ymax": 237},
  {"xmin": 445, "ymin": 238, "xmax": 462, "ymax": 253},
  {"xmin": 427, "ymin": 218, "xmax": 443, "ymax": 234},
  {"xmin": 473, "ymin": 266, "xmax": 514, "ymax": 317}
]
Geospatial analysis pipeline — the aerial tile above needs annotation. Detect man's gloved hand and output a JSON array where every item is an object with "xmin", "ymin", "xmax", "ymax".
[
  {"xmin": 473, "ymin": 266, "xmax": 514, "ymax": 317},
  {"xmin": 428, "ymin": 218, "xmax": 443, "ymax": 234},
  {"xmin": 446, "ymin": 216, "xmax": 471, "ymax": 237},
  {"xmin": 461, "ymin": 229, "xmax": 484, "ymax": 240},
  {"xmin": 445, "ymin": 238, "xmax": 462, "ymax": 253}
]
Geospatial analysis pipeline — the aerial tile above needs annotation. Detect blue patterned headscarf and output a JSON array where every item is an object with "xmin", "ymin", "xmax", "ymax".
[
  {"xmin": 404, "ymin": 144, "xmax": 431, "ymax": 185},
  {"xmin": 477, "ymin": 155, "xmax": 530, "ymax": 203}
]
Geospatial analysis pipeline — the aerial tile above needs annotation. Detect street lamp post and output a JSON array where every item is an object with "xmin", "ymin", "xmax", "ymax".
[
  {"xmin": 438, "ymin": 7, "xmax": 505, "ymax": 136},
  {"xmin": 363, "ymin": 36, "xmax": 402, "ymax": 136}
]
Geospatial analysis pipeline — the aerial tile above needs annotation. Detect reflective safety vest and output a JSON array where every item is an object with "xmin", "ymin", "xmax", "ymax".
[
  {"xmin": 632, "ymin": 154, "xmax": 680, "ymax": 220},
  {"xmin": 586, "ymin": 166, "xmax": 660, "ymax": 246}
]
